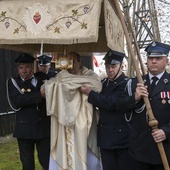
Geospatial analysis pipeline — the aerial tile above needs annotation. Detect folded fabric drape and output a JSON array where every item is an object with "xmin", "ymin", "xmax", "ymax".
[{"xmin": 45, "ymin": 66, "xmax": 102, "ymax": 170}]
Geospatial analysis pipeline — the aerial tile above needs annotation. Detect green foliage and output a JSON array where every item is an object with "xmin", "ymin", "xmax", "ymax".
[{"xmin": 0, "ymin": 137, "xmax": 42, "ymax": 170}]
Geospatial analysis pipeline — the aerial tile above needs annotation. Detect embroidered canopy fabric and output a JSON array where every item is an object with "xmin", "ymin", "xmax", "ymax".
[{"xmin": 0, "ymin": 0, "xmax": 124, "ymax": 53}]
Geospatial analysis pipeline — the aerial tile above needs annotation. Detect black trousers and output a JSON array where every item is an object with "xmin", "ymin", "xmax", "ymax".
[
  {"xmin": 17, "ymin": 137, "xmax": 50, "ymax": 170},
  {"xmin": 131, "ymin": 158, "xmax": 165, "ymax": 170},
  {"xmin": 100, "ymin": 148, "xmax": 132, "ymax": 170}
]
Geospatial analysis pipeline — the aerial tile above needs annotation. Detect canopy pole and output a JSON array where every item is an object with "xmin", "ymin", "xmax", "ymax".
[
  {"xmin": 123, "ymin": 5, "xmax": 146, "ymax": 75},
  {"xmin": 40, "ymin": 42, "xmax": 43, "ymax": 55},
  {"xmin": 110, "ymin": 0, "xmax": 170, "ymax": 169}
]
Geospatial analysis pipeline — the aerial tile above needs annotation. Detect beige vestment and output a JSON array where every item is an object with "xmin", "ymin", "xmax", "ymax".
[{"xmin": 45, "ymin": 66, "xmax": 102, "ymax": 170}]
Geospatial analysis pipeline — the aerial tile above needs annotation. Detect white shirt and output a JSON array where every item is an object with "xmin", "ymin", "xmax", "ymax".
[{"xmin": 148, "ymin": 71, "xmax": 165, "ymax": 85}]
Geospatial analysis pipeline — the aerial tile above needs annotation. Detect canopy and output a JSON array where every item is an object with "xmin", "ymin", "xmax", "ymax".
[{"xmin": 0, "ymin": 0, "xmax": 124, "ymax": 54}]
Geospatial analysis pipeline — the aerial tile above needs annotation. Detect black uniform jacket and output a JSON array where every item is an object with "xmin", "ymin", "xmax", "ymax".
[
  {"xmin": 8, "ymin": 76, "xmax": 50, "ymax": 139},
  {"xmin": 35, "ymin": 70, "xmax": 56, "ymax": 80},
  {"xmin": 116, "ymin": 71, "xmax": 170, "ymax": 164},
  {"xmin": 88, "ymin": 73, "xmax": 131, "ymax": 149}
]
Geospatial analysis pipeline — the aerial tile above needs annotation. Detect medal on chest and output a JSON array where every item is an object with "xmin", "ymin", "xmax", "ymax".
[
  {"xmin": 167, "ymin": 91, "xmax": 170, "ymax": 104},
  {"xmin": 160, "ymin": 91, "xmax": 166, "ymax": 104}
]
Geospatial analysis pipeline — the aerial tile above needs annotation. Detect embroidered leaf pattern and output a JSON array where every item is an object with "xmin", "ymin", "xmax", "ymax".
[
  {"xmin": 81, "ymin": 22, "xmax": 87, "ymax": 29},
  {"xmin": 1, "ymin": 11, "xmax": 6, "ymax": 17},
  {"xmin": 54, "ymin": 27, "xmax": 60, "ymax": 33},
  {"xmin": 13, "ymin": 28, "xmax": 19, "ymax": 34},
  {"xmin": 72, "ymin": 10, "xmax": 78, "ymax": 16},
  {"xmin": 0, "ymin": 4, "xmax": 92, "ymax": 34}
]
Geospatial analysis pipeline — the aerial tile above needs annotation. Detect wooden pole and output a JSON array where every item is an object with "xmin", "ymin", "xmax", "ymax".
[
  {"xmin": 123, "ymin": 5, "xmax": 146, "ymax": 75},
  {"xmin": 110, "ymin": 0, "xmax": 170, "ymax": 169},
  {"xmin": 148, "ymin": 0, "xmax": 161, "ymax": 41}
]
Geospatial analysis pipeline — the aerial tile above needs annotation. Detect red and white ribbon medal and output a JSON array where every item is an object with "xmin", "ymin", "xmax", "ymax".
[
  {"xmin": 161, "ymin": 91, "xmax": 166, "ymax": 104},
  {"xmin": 167, "ymin": 91, "xmax": 170, "ymax": 104}
]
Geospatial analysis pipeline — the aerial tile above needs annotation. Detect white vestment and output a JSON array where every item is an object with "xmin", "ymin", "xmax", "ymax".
[{"xmin": 45, "ymin": 67, "xmax": 103, "ymax": 170}]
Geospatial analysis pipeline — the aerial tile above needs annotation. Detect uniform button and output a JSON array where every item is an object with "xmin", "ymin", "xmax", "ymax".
[
  {"xmin": 39, "ymin": 118, "xmax": 41, "ymax": 120},
  {"xmin": 119, "ymin": 129, "xmax": 122, "ymax": 131}
]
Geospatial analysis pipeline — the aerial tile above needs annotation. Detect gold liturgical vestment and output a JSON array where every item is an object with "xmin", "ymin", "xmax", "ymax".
[{"xmin": 45, "ymin": 66, "xmax": 102, "ymax": 170}]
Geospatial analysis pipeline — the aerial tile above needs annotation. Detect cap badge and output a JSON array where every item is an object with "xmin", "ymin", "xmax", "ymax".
[{"xmin": 152, "ymin": 42, "xmax": 156, "ymax": 46}]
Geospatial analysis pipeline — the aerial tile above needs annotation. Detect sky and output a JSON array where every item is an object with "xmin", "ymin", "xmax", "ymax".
[
  {"xmin": 155, "ymin": 0, "xmax": 170, "ymax": 44},
  {"xmin": 155, "ymin": 0, "xmax": 170, "ymax": 71}
]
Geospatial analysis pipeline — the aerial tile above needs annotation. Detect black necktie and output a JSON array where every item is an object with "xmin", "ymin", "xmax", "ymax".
[
  {"xmin": 25, "ymin": 77, "xmax": 33, "ymax": 86},
  {"xmin": 150, "ymin": 77, "xmax": 158, "ymax": 92}
]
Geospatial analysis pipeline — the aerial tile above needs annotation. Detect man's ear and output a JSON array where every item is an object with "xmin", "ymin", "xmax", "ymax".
[{"xmin": 166, "ymin": 58, "xmax": 169, "ymax": 64}]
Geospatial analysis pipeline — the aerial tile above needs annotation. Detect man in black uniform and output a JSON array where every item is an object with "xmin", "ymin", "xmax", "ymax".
[
  {"xmin": 116, "ymin": 41, "xmax": 170, "ymax": 170},
  {"xmin": 80, "ymin": 50, "xmax": 132, "ymax": 170},
  {"xmin": 35, "ymin": 54, "xmax": 57, "ymax": 80},
  {"xmin": 7, "ymin": 53, "xmax": 50, "ymax": 170}
]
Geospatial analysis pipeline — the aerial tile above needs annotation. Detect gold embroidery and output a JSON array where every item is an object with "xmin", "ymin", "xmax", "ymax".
[{"xmin": 66, "ymin": 128, "xmax": 74, "ymax": 170}]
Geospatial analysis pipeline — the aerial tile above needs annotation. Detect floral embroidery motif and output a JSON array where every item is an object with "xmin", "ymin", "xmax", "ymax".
[
  {"xmin": 0, "ymin": 3, "xmax": 92, "ymax": 35},
  {"xmin": 46, "ymin": 5, "xmax": 91, "ymax": 32}
]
